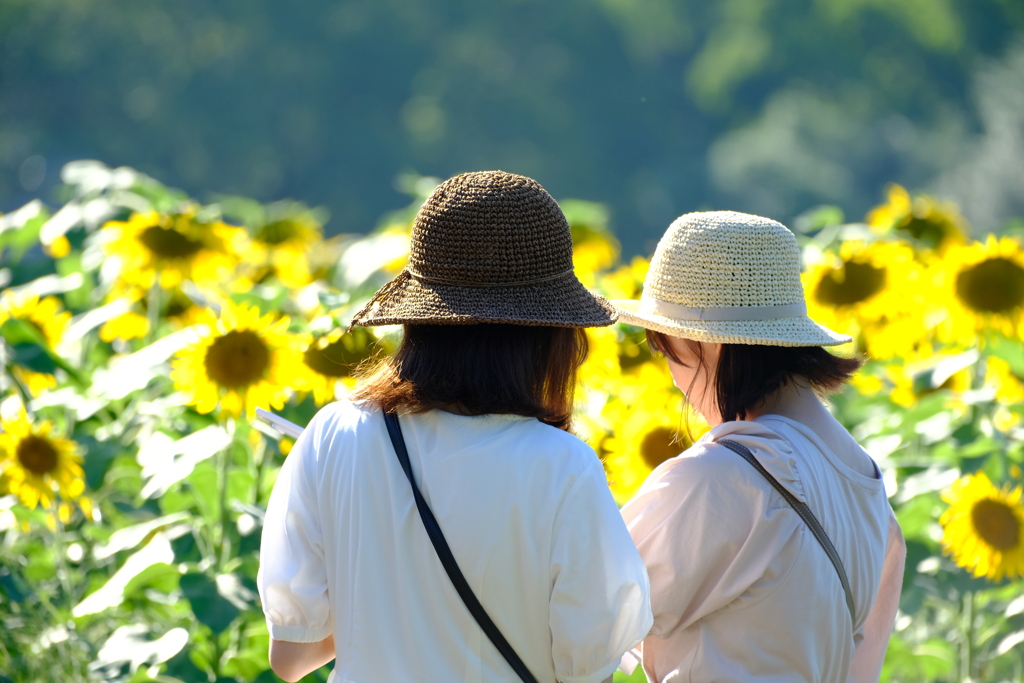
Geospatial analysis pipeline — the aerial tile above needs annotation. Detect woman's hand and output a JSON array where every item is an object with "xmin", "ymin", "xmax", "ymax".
[{"xmin": 269, "ymin": 635, "xmax": 336, "ymax": 682}]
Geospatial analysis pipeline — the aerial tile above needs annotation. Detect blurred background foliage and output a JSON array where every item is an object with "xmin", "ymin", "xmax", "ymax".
[
  {"xmin": 2, "ymin": 0, "xmax": 1024, "ymax": 254},
  {"xmin": 1, "ymin": 162, "xmax": 1024, "ymax": 682}
]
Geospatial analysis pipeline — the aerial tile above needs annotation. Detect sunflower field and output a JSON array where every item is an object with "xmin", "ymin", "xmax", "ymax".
[{"xmin": 1, "ymin": 161, "xmax": 1023, "ymax": 683}]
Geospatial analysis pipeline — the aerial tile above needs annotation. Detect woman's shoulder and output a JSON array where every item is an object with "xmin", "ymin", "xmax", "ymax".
[
  {"xmin": 316, "ymin": 400, "xmax": 599, "ymax": 469},
  {"xmin": 306, "ymin": 398, "xmax": 375, "ymax": 434}
]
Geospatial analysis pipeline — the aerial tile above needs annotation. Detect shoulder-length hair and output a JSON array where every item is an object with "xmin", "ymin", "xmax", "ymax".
[
  {"xmin": 351, "ymin": 323, "xmax": 589, "ymax": 431},
  {"xmin": 646, "ymin": 330, "xmax": 862, "ymax": 423}
]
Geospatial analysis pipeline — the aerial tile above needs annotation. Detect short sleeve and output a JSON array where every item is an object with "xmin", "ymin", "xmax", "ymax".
[
  {"xmin": 620, "ymin": 444, "xmax": 800, "ymax": 638},
  {"xmin": 549, "ymin": 460, "xmax": 653, "ymax": 683},
  {"xmin": 257, "ymin": 409, "xmax": 333, "ymax": 643}
]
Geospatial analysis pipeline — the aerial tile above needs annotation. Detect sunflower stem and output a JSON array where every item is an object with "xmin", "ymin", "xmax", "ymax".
[
  {"xmin": 961, "ymin": 590, "xmax": 975, "ymax": 682},
  {"xmin": 49, "ymin": 499, "xmax": 75, "ymax": 606},
  {"xmin": 145, "ymin": 281, "xmax": 162, "ymax": 345},
  {"xmin": 252, "ymin": 433, "xmax": 266, "ymax": 506},
  {"xmin": 218, "ymin": 417, "xmax": 234, "ymax": 571},
  {"xmin": 5, "ymin": 363, "xmax": 33, "ymax": 405}
]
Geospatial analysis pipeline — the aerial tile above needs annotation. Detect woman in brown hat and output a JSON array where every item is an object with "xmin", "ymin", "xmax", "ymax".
[
  {"xmin": 258, "ymin": 171, "xmax": 652, "ymax": 683},
  {"xmin": 613, "ymin": 211, "xmax": 905, "ymax": 683}
]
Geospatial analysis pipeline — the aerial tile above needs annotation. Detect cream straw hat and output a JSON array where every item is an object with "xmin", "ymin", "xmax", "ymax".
[{"xmin": 613, "ymin": 211, "xmax": 851, "ymax": 347}]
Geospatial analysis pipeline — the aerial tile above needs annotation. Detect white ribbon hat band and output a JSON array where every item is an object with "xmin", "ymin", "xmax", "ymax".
[{"xmin": 643, "ymin": 297, "xmax": 808, "ymax": 322}]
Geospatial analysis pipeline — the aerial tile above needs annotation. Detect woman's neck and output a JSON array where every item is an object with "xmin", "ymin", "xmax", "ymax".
[{"xmin": 744, "ymin": 380, "xmax": 830, "ymax": 424}]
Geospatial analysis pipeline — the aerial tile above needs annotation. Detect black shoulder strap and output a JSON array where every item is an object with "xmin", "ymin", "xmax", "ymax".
[
  {"xmin": 717, "ymin": 438, "xmax": 857, "ymax": 629},
  {"xmin": 383, "ymin": 411, "xmax": 540, "ymax": 683}
]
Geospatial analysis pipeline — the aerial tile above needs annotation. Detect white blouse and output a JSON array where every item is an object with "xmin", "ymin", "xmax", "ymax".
[
  {"xmin": 258, "ymin": 400, "xmax": 652, "ymax": 683},
  {"xmin": 621, "ymin": 416, "xmax": 903, "ymax": 683}
]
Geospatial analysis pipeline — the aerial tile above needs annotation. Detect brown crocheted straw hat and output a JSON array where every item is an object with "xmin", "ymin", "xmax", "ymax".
[
  {"xmin": 614, "ymin": 211, "xmax": 851, "ymax": 347},
  {"xmin": 350, "ymin": 171, "xmax": 617, "ymax": 328}
]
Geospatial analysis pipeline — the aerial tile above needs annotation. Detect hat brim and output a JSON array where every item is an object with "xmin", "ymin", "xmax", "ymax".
[
  {"xmin": 353, "ymin": 271, "xmax": 618, "ymax": 328},
  {"xmin": 612, "ymin": 299, "xmax": 851, "ymax": 347}
]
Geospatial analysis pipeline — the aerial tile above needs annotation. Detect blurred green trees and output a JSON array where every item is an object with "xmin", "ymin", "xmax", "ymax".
[{"xmin": 2, "ymin": 0, "xmax": 1023, "ymax": 252}]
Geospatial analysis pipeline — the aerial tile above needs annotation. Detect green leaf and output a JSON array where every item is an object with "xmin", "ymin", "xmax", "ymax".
[
  {"xmin": 894, "ymin": 493, "xmax": 942, "ymax": 544},
  {"xmin": 8, "ymin": 342, "xmax": 57, "ymax": 374},
  {"xmin": 180, "ymin": 573, "xmax": 240, "ymax": 634},
  {"xmin": 186, "ymin": 460, "xmax": 220, "ymax": 528},
  {"xmin": 0, "ymin": 319, "xmax": 86, "ymax": 384},
  {"xmin": 0, "ymin": 565, "xmax": 28, "ymax": 602},
  {"xmin": 613, "ymin": 662, "xmax": 648, "ymax": 682},
  {"xmin": 77, "ymin": 435, "xmax": 122, "ymax": 490},
  {"xmin": 124, "ymin": 562, "xmax": 181, "ymax": 597},
  {"xmin": 0, "ymin": 318, "xmax": 47, "ymax": 346},
  {"xmin": 227, "ymin": 468, "xmax": 256, "ymax": 508},
  {"xmin": 881, "ymin": 636, "xmax": 956, "ymax": 682},
  {"xmin": 0, "ymin": 202, "xmax": 48, "ymax": 262},
  {"xmin": 221, "ymin": 655, "xmax": 267, "ymax": 680}
]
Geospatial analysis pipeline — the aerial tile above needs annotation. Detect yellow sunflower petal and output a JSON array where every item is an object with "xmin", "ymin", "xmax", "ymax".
[{"xmin": 100, "ymin": 311, "xmax": 151, "ymax": 342}]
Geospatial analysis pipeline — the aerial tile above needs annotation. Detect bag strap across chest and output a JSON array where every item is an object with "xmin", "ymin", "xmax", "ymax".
[{"xmin": 717, "ymin": 438, "xmax": 857, "ymax": 628}]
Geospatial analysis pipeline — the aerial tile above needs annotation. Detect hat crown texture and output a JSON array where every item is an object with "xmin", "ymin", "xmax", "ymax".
[
  {"xmin": 409, "ymin": 170, "xmax": 573, "ymax": 285},
  {"xmin": 646, "ymin": 211, "xmax": 806, "ymax": 309}
]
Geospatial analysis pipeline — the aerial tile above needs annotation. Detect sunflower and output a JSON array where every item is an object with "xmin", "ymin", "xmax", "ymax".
[
  {"xmin": 300, "ymin": 327, "xmax": 376, "ymax": 405},
  {"xmin": 941, "ymin": 472, "xmax": 1024, "ymax": 582},
  {"xmin": 888, "ymin": 347, "xmax": 974, "ymax": 408},
  {"xmin": 240, "ymin": 211, "xmax": 323, "ymax": 288},
  {"xmin": 604, "ymin": 417, "xmax": 693, "ymax": 504},
  {"xmin": 0, "ymin": 410, "xmax": 84, "ymax": 509},
  {"xmin": 986, "ymin": 357, "xmax": 1024, "ymax": 406},
  {"xmin": 599, "ymin": 256, "xmax": 650, "ymax": 302},
  {"xmin": 934, "ymin": 236, "xmax": 1024, "ymax": 344},
  {"xmin": 171, "ymin": 301, "xmax": 306, "ymax": 417},
  {"xmin": 578, "ymin": 326, "xmax": 624, "ymax": 391},
  {"xmin": 573, "ymin": 236, "xmax": 619, "ymax": 288},
  {"xmin": 99, "ymin": 287, "xmax": 206, "ymax": 342},
  {"xmin": 986, "ymin": 358, "xmax": 1024, "ymax": 433},
  {"xmin": 803, "ymin": 240, "xmax": 930, "ymax": 359},
  {"xmin": 101, "ymin": 210, "xmax": 246, "ymax": 292},
  {"xmin": 867, "ymin": 184, "xmax": 966, "ymax": 252},
  {"xmin": 600, "ymin": 363, "xmax": 709, "ymax": 503},
  {"xmin": 560, "ymin": 199, "xmax": 620, "ymax": 288},
  {"xmin": 0, "ymin": 292, "xmax": 72, "ymax": 395}
]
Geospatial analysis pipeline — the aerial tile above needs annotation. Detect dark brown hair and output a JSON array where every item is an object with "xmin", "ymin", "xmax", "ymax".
[
  {"xmin": 351, "ymin": 323, "xmax": 588, "ymax": 431},
  {"xmin": 646, "ymin": 330, "xmax": 862, "ymax": 423}
]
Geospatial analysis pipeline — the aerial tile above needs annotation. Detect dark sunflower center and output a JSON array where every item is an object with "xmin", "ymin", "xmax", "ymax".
[
  {"xmin": 16, "ymin": 434, "xmax": 59, "ymax": 475},
  {"xmin": 303, "ymin": 329, "xmax": 373, "ymax": 378},
  {"xmin": 304, "ymin": 341, "xmax": 354, "ymax": 378},
  {"xmin": 955, "ymin": 257, "xmax": 1024, "ymax": 314},
  {"xmin": 814, "ymin": 260, "xmax": 887, "ymax": 307},
  {"xmin": 204, "ymin": 330, "xmax": 271, "ymax": 390},
  {"xmin": 257, "ymin": 220, "xmax": 301, "ymax": 246},
  {"xmin": 639, "ymin": 426, "xmax": 683, "ymax": 470},
  {"xmin": 898, "ymin": 215, "xmax": 954, "ymax": 250},
  {"xmin": 971, "ymin": 497, "xmax": 1020, "ymax": 551},
  {"xmin": 912, "ymin": 373, "xmax": 957, "ymax": 397},
  {"xmin": 164, "ymin": 297, "xmax": 193, "ymax": 319},
  {"xmin": 139, "ymin": 225, "xmax": 204, "ymax": 259}
]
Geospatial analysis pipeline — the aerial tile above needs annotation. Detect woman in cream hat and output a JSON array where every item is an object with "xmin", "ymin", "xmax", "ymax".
[
  {"xmin": 258, "ymin": 171, "xmax": 651, "ymax": 683},
  {"xmin": 614, "ymin": 211, "xmax": 905, "ymax": 683}
]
